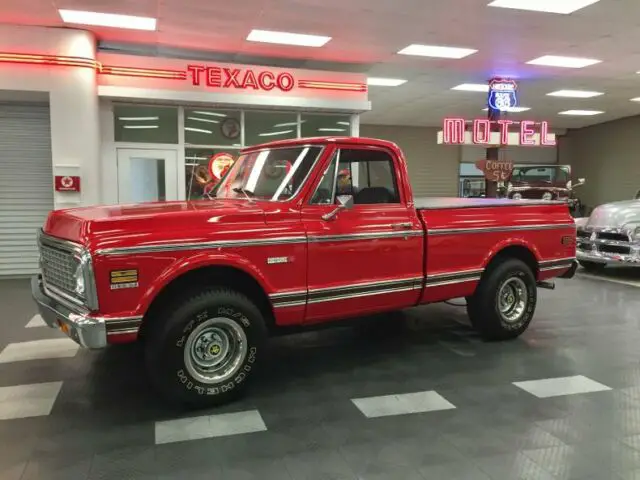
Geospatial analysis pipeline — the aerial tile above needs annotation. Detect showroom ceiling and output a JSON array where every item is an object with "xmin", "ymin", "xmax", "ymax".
[{"xmin": 2, "ymin": 0, "xmax": 640, "ymax": 129}]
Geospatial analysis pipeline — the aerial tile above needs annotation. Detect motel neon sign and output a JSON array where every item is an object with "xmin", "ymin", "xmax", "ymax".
[{"xmin": 439, "ymin": 118, "xmax": 557, "ymax": 146}]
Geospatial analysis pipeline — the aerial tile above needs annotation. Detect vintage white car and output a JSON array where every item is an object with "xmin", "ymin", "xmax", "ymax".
[{"xmin": 575, "ymin": 196, "xmax": 640, "ymax": 271}]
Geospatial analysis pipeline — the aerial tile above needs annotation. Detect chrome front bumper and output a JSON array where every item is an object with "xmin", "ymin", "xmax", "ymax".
[
  {"xmin": 576, "ymin": 249, "xmax": 640, "ymax": 266},
  {"xmin": 31, "ymin": 275, "xmax": 107, "ymax": 349}
]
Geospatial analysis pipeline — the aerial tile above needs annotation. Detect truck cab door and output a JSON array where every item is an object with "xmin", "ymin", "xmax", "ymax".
[{"xmin": 301, "ymin": 145, "xmax": 424, "ymax": 323}]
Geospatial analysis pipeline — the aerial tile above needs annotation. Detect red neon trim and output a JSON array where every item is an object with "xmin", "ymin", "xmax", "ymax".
[
  {"xmin": 100, "ymin": 65, "xmax": 187, "ymax": 80},
  {"xmin": 298, "ymin": 79, "xmax": 367, "ymax": 92},
  {"xmin": 0, "ymin": 52, "xmax": 368, "ymax": 94},
  {"xmin": 0, "ymin": 53, "xmax": 98, "ymax": 69}
]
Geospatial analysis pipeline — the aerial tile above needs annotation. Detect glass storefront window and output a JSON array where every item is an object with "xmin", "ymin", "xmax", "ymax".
[
  {"xmin": 185, "ymin": 147, "xmax": 240, "ymax": 200},
  {"xmin": 301, "ymin": 113, "xmax": 350, "ymax": 137},
  {"xmin": 184, "ymin": 108, "xmax": 242, "ymax": 147},
  {"xmin": 114, "ymin": 105, "xmax": 178, "ymax": 144},
  {"xmin": 244, "ymin": 111, "xmax": 298, "ymax": 147}
]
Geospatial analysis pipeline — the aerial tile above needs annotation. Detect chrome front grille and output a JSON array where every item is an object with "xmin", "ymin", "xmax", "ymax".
[
  {"xmin": 577, "ymin": 228, "xmax": 632, "ymax": 255},
  {"xmin": 41, "ymin": 243, "xmax": 79, "ymax": 295}
]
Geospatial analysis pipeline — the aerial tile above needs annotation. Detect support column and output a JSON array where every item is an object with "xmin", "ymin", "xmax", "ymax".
[{"xmin": 485, "ymin": 96, "xmax": 501, "ymax": 198}]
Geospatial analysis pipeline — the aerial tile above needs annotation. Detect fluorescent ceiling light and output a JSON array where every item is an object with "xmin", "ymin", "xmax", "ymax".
[
  {"xmin": 258, "ymin": 130, "xmax": 294, "ymax": 137},
  {"xmin": 487, "ymin": 0, "xmax": 600, "ymax": 14},
  {"xmin": 192, "ymin": 111, "xmax": 227, "ymax": 117},
  {"xmin": 398, "ymin": 44, "xmax": 477, "ymax": 59},
  {"xmin": 367, "ymin": 77, "xmax": 407, "ymax": 86},
  {"xmin": 547, "ymin": 89, "xmax": 603, "ymax": 98},
  {"xmin": 318, "ymin": 128, "xmax": 346, "ymax": 132},
  {"xmin": 118, "ymin": 116, "xmax": 159, "ymax": 121},
  {"xmin": 526, "ymin": 55, "xmax": 601, "ymax": 68},
  {"xmin": 482, "ymin": 106, "xmax": 531, "ymax": 112},
  {"xmin": 337, "ymin": 121, "xmax": 351, "ymax": 126},
  {"xmin": 187, "ymin": 116, "xmax": 220, "ymax": 124},
  {"xmin": 452, "ymin": 83, "xmax": 489, "ymax": 92},
  {"xmin": 558, "ymin": 110, "xmax": 604, "ymax": 115},
  {"xmin": 58, "ymin": 9, "xmax": 156, "ymax": 30},
  {"xmin": 273, "ymin": 122, "xmax": 302, "ymax": 127},
  {"xmin": 630, "ymin": 97, "xmax": 640, "ymax": 102},
  {"xmin": 185, "ymin": 127, "xmax": 213, "ymax": 134},
  {"xmin": 247, "ymin": 29, "xmax": 331, "ymax": 47},
  {"xmin": 123, "ymin": 125, "xmax": 158, "ymax": 129}
]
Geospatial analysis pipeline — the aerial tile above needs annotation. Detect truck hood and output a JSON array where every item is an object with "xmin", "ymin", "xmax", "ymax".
[
  {"xmin": 586, "ymin": 199, "xmax": 640, "ymax": 229},
  {"xmin": 43, "ymin": 200, "xmax": 267, "ymax": 247}
]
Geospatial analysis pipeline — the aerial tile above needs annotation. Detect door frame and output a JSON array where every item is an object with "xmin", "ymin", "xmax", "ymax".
[{"xmin": 116, "ymin": 147, "xmax": 180, "ymax": 204}]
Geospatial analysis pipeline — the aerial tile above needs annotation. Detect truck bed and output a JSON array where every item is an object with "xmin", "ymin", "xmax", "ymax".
[{"xmin": 415, "ymin": 197, "xmax": 565, "ymax": 210}]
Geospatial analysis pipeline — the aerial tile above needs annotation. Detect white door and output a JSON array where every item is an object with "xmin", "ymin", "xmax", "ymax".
[{"xmin": 116, "ymin": 149, "xmax": 179, "ymax": 203}]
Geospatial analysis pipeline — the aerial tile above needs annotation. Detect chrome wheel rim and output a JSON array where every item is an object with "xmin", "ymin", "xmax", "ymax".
[
  {"xmin": 498, "ymin": 277, "xmax": 528, "ymax": 323},
  {"xmin": 183, "ymin": 317, "xmax": 247, "ymax": 384}
]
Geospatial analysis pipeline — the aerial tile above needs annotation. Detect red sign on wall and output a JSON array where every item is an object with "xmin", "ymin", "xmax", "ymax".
[
  {"xmin": 54, "ymin": 175, "xmax": 81, "ymax": 192},
  {"xmin": 187, "ymin": 65, "xmax": 295, "ymax": 92}
]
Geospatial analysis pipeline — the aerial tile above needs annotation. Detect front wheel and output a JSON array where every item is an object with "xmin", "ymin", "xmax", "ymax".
[
  {"xmin": 579, "ymin": 260, "xmax": 606, "ymax": 273},
  {"xmin": 466, "ymin": 258, "xmax": 537, "ymax": 341},
  {"xmin": 145, "ymin": 288, "xmax": 267, "ymax": 408}
]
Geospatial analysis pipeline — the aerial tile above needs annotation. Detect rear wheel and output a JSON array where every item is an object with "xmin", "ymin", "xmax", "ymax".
[
  {"xmin": 466, "ymin": 258, "xmax": 537, "ymax": 341},
  {"xmin": 145, "ymin": 288, "xmax": 267, "ymax": 408},
  {"xmin": 578, "ymin": 260, "xmax": 606, "ymax": 273}
]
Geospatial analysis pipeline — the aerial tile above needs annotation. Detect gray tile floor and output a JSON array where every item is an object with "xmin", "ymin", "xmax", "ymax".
[{"xmin": 1, "ymin": 268, "xmax": 640, "ymax": 479}]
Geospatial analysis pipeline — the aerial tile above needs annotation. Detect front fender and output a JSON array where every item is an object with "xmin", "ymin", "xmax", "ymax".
[{"xmin": 136, "ymin": 252, "xmax": 274, "ymax": 314}]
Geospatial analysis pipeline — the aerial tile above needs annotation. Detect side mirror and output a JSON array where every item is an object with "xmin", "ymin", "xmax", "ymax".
[{"xmin": 322, "ymin": 195, "xmax": 354, "ymax": 221}]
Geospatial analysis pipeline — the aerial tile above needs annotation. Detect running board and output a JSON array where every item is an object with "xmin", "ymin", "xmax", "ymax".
[{"xmin": 537, "ymin": 280, "xmax": 555, "ymax": 290}]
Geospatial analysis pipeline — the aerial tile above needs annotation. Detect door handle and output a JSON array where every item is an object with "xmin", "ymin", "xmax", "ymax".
[{"xmin": 391, "ymin": 222, "xmax": 412, "ymax": 230}]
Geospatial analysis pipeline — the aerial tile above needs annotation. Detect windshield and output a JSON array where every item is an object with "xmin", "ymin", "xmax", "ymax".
[
  {"xmin": 512, "ymin": 165, "xmax": 570, "ymax": 184},
  {"xmin": 214, "ymin": 146, "xmax": 323, "ymax": 201}
]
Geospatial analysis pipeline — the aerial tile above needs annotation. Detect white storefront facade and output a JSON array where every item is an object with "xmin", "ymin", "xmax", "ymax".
[{"xmin": 0, "ymin": 25, "xmax": 370, "ymax": 276}]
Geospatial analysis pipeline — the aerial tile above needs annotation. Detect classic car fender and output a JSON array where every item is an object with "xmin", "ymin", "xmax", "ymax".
[
  {"xmin": 480, "ymin": 237, "xmax": 543, "ymax": 273},
  {"xmin": 136, "ymin": 251, "xmax": 275, "ymax": 316}
]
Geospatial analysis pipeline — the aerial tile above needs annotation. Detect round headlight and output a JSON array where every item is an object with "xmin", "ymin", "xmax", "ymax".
[
  {"xmin": 74, "ymin": 264, "xmax": 85, "ymax": 296},
  {"xmin": 542, "ymin": 192, "xmax": 553, "ymax": 201},
  {"xmin": 512, "ymin": 193, "xmax": 523, "ymax": 200}
]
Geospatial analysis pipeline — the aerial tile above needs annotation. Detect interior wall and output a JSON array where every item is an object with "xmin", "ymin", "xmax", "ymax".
[
  {"xmin": 360, "ymin": 125, "xmax": 460, "ymax": 197},
  {"xmin": 559, "ymin": 116, "xmax": 640, "ymax": 209},
  {"xmin": 0, "ymin": 25, "xmax": 100, "ymax": 209}
]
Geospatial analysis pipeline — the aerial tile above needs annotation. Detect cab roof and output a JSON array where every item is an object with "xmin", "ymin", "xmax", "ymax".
[{"xmin": 240, "ymin": 136, "xmax": 401, "ymax": 153}]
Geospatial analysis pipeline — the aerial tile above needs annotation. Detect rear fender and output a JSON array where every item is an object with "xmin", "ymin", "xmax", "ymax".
[{"xmin": 481, "ymin": 237, "xmax": 542, "ymax": 271}]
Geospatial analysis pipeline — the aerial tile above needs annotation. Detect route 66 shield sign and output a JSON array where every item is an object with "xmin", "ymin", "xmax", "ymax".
[{"xmin": 488, "ymin": 79, "xmax": 518, "ymax": 112}]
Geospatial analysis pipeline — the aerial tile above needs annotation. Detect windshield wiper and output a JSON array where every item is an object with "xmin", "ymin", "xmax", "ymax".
[{"xmin": 232, "ymin": 187, "xmax": 255, "ymax": 202}]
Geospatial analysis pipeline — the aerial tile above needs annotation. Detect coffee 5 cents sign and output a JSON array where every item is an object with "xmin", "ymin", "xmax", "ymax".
[{"xmin": 475, "ymin": 159, "xmax": 514, "ymax": 182}]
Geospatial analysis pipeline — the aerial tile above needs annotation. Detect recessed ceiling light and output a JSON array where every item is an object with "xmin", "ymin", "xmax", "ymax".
[
  {"xmin": 367, "ymin": 77, "xmax": 407, "ymax": 86},
  {"xmin": 558, "ymin": 110, "xmax": 604, "ymax": 116},
  {"xmin": 630, "ymin": 98, "xmax": 640, "ymax": 102},
  {"xmin": 526, "ymin": 55, "xmax": 601, "ymax": 68},
  {"xmin": 547, "ymin": 90, "xmax": 604, "ymax": 98},
  {"xmin": 482, "ymin": 106, "xmax": 531, "ymax": 112},
  {"xmin": 246, "ymin": 29, "xmax": 331, "ymax": 47},
  {"xmin": 451, "ymin": 83, "xmax": 489, "ymax": 92},
  {"xmin": 487, "ymin": 0, "xmax": 600, "ymax": 14},
  {"xmin": 398, "ymin": 44, "xmax": 477, "ymax": 59},
  {"xmin": 58, "ymin": 9, "xmax": 156, "ymax": 30}
]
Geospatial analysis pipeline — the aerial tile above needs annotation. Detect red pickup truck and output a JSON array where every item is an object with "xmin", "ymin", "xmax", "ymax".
[{"xmin": 33, "ymin": 136, "xmax": 577, "ymax": 407}]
